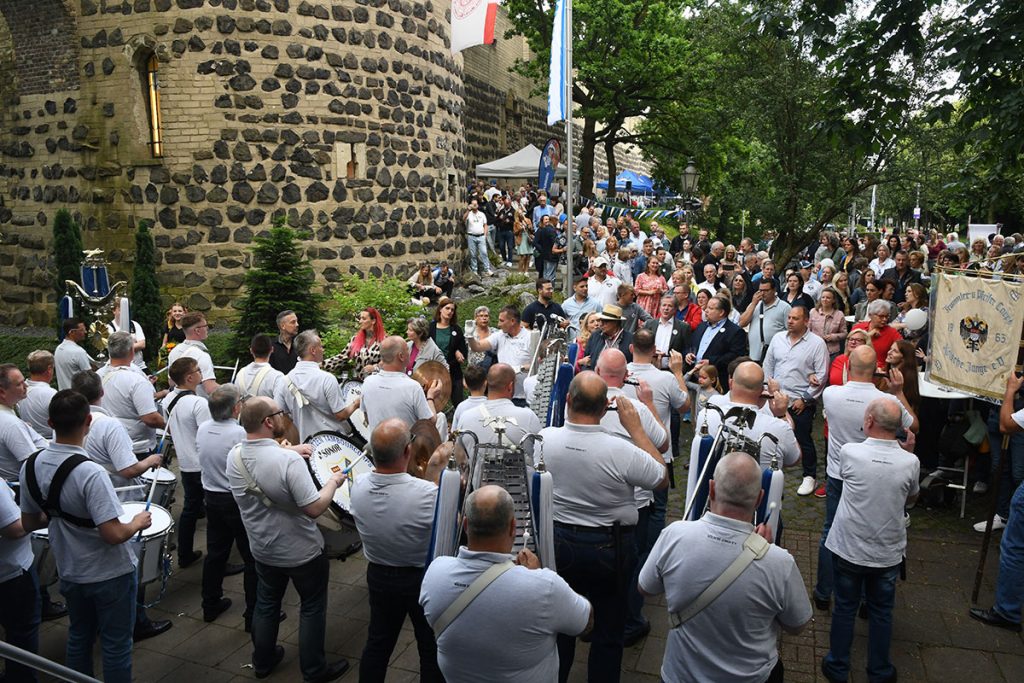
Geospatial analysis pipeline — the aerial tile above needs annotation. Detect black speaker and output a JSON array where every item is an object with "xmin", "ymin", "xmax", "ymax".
[{"xmin": 624, "ymin": 180, "xmax": 632, "ymax": 193}]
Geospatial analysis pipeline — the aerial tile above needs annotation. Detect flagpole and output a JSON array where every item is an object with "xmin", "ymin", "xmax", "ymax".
[{"xmin": 563, "ymin": 0, "xmax": 574, "ymax": 298}]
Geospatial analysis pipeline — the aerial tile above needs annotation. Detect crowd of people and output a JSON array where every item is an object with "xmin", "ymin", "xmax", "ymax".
[{"xmin": 1, "ymin": 212, "xmax": 1024, "ymax": 683}]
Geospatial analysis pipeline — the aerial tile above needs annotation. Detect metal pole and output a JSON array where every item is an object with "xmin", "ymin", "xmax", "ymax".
[
  {"xmin": 0, "ymin": 642, "xmax": 100, "ymax": 683},
  {"xmin": 870, "ymin": 185, "xmax": 876, "ymax": 231},
  {"xmin": 563, "ymin": 0, "xmax": 574, "ymax": 298},
  {"xmin": 915, "ymin": 182, "xmax": 921, "ymax": 231},
  {"xmin": 972, "ymin": 434, "xmax": 1010, "ymax": 604}
]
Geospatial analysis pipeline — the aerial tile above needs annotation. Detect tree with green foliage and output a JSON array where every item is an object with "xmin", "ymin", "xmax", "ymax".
[
  {"xmin": 232, "ymin": 217, "xmax": 326, "ymax": 355},
  {"xmin": 320, "ymin": 276, "xmax": 425, "ymax": 358},
  {"xmin": 130, "ymin": 221, "xmax": 163, "ymax": 363},
  {"xmin": 52, "ymin": 208, "xmax": 83, "ymax": 309}
]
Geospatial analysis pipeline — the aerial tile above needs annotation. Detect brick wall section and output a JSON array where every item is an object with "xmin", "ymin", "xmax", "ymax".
[{"xmin": 0, "ymin": 0, "xmax": 80, "ymax": 96}]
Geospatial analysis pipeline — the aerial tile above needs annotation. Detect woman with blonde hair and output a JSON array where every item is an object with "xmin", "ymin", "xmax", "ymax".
[{"xmin": 162, "ymin": 301, "xmax": 188, "ymax": 349}]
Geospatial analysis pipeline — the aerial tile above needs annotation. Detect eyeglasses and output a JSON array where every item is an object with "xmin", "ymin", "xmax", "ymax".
[
  {"xmin": 264, "ymin": 409, "xmax": 290, "ymax": 420},
  {"xmin": 405, "ymin": 433, "xmax": 419, "ymax": 449}
]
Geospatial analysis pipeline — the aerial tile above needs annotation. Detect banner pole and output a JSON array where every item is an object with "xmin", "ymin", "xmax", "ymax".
[
  {"xmin": 563, "ymin": 0, "xmax": 574, "ymax": 298},
  {"xmin": 972, "ymin": 433, "xmax": 1010, "ymax": 604}
]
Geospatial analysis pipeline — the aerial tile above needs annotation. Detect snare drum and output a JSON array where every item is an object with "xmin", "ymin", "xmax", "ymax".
[
  {"xmin": 339, "ymin": 380, "xmax": 370, "ymax": 447},
  {"xmin": 140, "ymin": 467, "xmax": 177, "ymax": 509},
  {"xmin": 306, "ymin": 431, "xmax": 372, "ymax": 558},
  {"xmin": 30, "ymin": 527, "xmax": 58, "ymax": 587},
  {"xmin": 122, "ymin": 502, "xmax": 174, "ymax": 585}
]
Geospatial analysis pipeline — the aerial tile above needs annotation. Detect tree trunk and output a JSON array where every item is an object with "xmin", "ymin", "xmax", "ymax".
[
  {"xmin": 579, "ymin": 117, "xmax": 597, "ymax": 199},
  {"xmin": 605, "ymin": 136, "xmax": 618, "ymax": 200}
]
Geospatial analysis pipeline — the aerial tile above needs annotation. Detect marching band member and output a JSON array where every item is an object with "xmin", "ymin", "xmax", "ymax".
[
  {"xmin": 419, "ymin": 486, "xmax": 592, "ymax": 682},
  {"xmin": 449, "ymin": 364, "xmax": 487, "ymax": 428},
  {"xmin": 0, "ymin": 451, "xmax": 38, "ymax": 683},
  {"xmin": 196, "ymin": 385, "xmax": 264, "ymax": 629},
  {"xmin": 640, "ymin": 452, "xmax": 812, "ymax": 683},
  {"xmin": 227, "ymin": 397, "xmax": 350, "ymax": 682},
  {"xmin": 167, "ymin": 312, "xmax": 219, "ymax": 398},
  {"xmin": 361, "ymin": 336, "xmax": 441, "ymax": 431},
  {"xmin": 814, "ymin": 346, "xmax": 916, "ymax": 612},
  {"xmin": 350, "ymin": 418, "xmax": 443, "ymax": 683},
  {"xmin": 97, "ymin": 332, "xmax": 166, "ymax": 459},
  {"xmin": 235, "ymin": 334, "xmax": 286, "ymax": 399},
  {"xmin": 20, "ymin": 391, "xmax": 154, "ymax": 682},
  {"xmin": 162, "ymin": 358, "xmax": 212, "ymax": 568},
  {"xmin": 54, "ymin": 318, "xmax": 97, "ymax": 390},
  {"xmin": 466, "ymin": 306, "xmax": 534, "ymax": 406},
  {"xmin": 277, "ymin": 330, "xmax": 359, "ymax": 442},
  {"xmin": 542, "ymin": 372, "xmax": 667, "ymax": 682},
  {"xmin": 18, "ymin": 350, "xmax": 57, "ymax": 439},
  {"xmin": 452, "ymin": 364, "xmax": 542, "ymax": 455},
  {"xmin": 822, "ymin": 399, "xmax": 919, "ymax": 683}
]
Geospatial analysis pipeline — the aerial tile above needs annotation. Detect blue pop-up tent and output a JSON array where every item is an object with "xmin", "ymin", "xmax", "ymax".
[{"xmin": 596, "ymin": 170, "xmax": 656, "ymax": 193}]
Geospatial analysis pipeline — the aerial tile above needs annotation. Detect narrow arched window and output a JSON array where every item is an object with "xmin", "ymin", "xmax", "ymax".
[{"xmin": 142, "ymin": 53, "xmax": 163, "ymax": 157}]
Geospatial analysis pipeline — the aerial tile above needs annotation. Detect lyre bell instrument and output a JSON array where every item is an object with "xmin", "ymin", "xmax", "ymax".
[
  {"xmin": 413, "ymin": 360, "xmax": 452, "ymax": 410},
  {"xmin": 526, "ymin": 314, "xmax": 576, "ymax": 427}
]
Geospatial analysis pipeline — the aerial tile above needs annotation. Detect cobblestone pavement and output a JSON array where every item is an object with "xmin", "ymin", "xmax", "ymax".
[{"xmin": 29, "ymin": 420, "xmax": 1024, "ymax": 682}]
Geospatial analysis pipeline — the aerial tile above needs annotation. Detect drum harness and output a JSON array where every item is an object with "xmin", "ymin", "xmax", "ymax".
[
  {"xmin": 238, "ymin": 364, "xmax": 274, "ymax": 396},
  {"xmin": 23, "ymin": 449, "xmax": 96, "ymax": 528}
]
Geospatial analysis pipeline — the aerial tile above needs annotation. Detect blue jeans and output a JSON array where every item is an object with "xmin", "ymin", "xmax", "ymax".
[
  {"xmin": 626, "ymin": 504, "xmax": 656, "ymax": 633},
  {"xmin": 790, "ymin": 402, "xmax": 818, "ymax": 479},
  {"xmin": 814, "ymin": 475, "xmax": 844, "ymax": 602},
  {"xmin": 555, "ymin": 524, "xmax": 636, "ymax": 683},
  {"xmin": 542, "ymin": 258, "xmax": 557, "ymax": 281},
  {"xmin": 823, "ymin": 557, "xmax": 899, "ymax": 683},
  {"xmin": 0, "ymin": 567, "xmax": 41, "ymax": 683},
  {"xmin": 467, "ymin": 233, "xmax": 488, "ymax": 275},
  {"xmin": 61, "ymin": 571, "xmax": 137, "ymax": 683},
  {"xmin": 987, "ymin": 409, "xmax": 1024, "ymax": 520},
  {"xmin": 495, "ymin": 229, "xmax": 515, "ymax": 263},
  {"xmin": 253, "ymin": 553, "xmax": 329, "ymax": 679},
  {"xmin": 994, "ymin": 480, "xmax": 1024, "ymax": 624}
]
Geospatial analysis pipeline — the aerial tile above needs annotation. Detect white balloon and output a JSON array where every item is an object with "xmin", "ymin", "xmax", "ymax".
[{"xmin": 903, "ymin": 308, "xmax": 928, "ymax": 332}]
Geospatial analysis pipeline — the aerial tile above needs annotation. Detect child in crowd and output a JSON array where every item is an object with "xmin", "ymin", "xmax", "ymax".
[{"xmin": 686, "ymin": 364, "xmax": 722, "ymax": 413}]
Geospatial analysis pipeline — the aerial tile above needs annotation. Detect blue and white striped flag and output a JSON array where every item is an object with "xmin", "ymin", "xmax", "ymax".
[{"xmin": 547, "ymin": 0, "xmax": 566, "ymax": 126}]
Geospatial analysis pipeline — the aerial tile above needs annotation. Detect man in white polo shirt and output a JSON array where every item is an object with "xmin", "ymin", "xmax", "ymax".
[
  {"xmin": 0, "ymin": 364, "xmax": 47, "ymax": 482},
  {"xmin": 814, "ymin": 346, "xmax": 916, "ymax": 612},
  {"xmin": 276, "ymin": 330, "xmax": 359, "ymax": 441},
  {"xmin": 162, "ymin": 357, "xmax": 212, "ymax": 568},
  {"xmin": 350, "ymin": 418, "xmax": 443, "ymax": 682},
  {"xmin": 19, "ymin": 350, "xmax": 57, "ymax": 438},
  {"xmin": 542, "ymin": 372, "xmax": 667, "ymax": 682},
  {"xmin": 235, "ymin": 334, "xmax": 286, "ymax": 400},
  {"xmin": 453, "ymin": 364, "xmax": 542, "ymax": 457},
  {"xmin": 227, "ymin": 397, "xmax": 349, "ymax": 682},
  {"xmin": 587, "ymin": 257, "xmax": 622, "ymax": 307},
  {"xmin": 54, "ymin": 318, "xmax": 97, "ymax": 390},
  {"xmin": 419, "ymin": 485, "xmax": 592, "ymax": 682},
  {"xmin": 467, "ymin": 306, "xmax": 534, "ymax": 406},
  {"xmin": 640, "ymin": 452, "xmax": 812, "ymax": 683},
  {"xmin": 97, "ymin": 332, "xmax": 166, "ymax": 457},
  {"xmin": 0, "ymin": 465, "xmax": 38, "ymax": 682},
  {"xmin": 823, "ymin": 399, "xmax": 919, "ymax": 683},
  {"xmin": 361, "ymin": 336, "xmax": 441, "ymax": 431},
  {"xmin": 167, "ymin": 312, "xmax": 219, "ymax": 398}
]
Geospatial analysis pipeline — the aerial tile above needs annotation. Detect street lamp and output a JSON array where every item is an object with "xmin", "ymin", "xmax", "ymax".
[{"xmin": 680, "ymin": 158, "xmax": 700, "ymax": 197}]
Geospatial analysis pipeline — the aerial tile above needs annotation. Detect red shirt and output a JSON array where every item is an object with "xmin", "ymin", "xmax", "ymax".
[{"xmin": 852, "ymin": 321, "xmax": 901, "ymax": 368}]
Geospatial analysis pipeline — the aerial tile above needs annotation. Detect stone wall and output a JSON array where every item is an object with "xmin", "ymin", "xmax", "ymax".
[{"xmin": 0, "ymin": 0, "xmax": 467, "ymax": 326}]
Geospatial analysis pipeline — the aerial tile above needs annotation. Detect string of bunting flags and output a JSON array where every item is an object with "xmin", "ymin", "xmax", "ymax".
[{"xmin": 574, "ymin": 197, "xmax": 685, "ymax": 221}]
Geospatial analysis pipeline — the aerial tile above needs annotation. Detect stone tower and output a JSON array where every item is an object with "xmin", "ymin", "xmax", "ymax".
[{"xmin": 0, "ymin": 0, "xmax": 467, "ymax": 326}]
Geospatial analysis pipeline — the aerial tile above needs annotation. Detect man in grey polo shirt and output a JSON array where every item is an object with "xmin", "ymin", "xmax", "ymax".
[
  {"xmin": 0, "ymin": 364, "xmax": 47, "ymax": 482},
  {"xmin": 542, "ymin": 372, "xmax": 667, "ymax": 682},
  {"xmin": 420, "ymin": 485, "xmax": 592, "ymax": 682},
  {"xmin": 738, "ymin": 278, "xmax": 790, "ymax": 363},
  {"xmin": 350, "ymin": 418, "xmax": 443, "ymax": 682},
  {"xmin": 640, "ymin": 452, "xmax": 812, "ymax": 683},
  {"xmin": 814, "ymin": 346, "xmax": 916, "ymax": 612},
  {"xmin": 361, "ymin": 336, "xmax": 441, "ymax": 431},
  {"xmin": 236, "ymin": 334, "xmax": 286, "ymax": 399},
  {"xmin": 0, "ymin": 457, "xmax": 38, "ymax": 683},
  {"xmin": 823, "ymin": 399, "xmax": 919, "ymax": 683},
  {"xmin": 227, "ymin": 397, "xmax": 349, "ymax": 682},
  {"xmin": 54, "ymin": 318, "xmax": 97, "ymax": 390},
  {"xmin": 19, "ymin": 350, "xmax": 57, "ymax": 438},
  {"xmin": 276, "ymin": 330, "xmax": 360, "ymax": 442},
  {"xmin": 167, "ymin": 312, "xmax": 219, "ymax": 398},
  {"xmin": 453, "ymin": 364, "xmax": 542, "ymax": 458},
  {"xmin": 20, "ymin": 390, "xmax": 154, "ymax": 682},
  {"xmin": 97, "ymin": 332, "xmax": 165, "ymax": 456}
]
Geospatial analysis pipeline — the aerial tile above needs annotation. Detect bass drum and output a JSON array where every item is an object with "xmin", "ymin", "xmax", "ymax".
[{"xmin": 305, "ymin": 431, "xmax": 373, "ymax": 559}]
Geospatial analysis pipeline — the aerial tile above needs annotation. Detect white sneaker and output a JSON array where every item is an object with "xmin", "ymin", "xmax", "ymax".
[
  {"xmin": 904, "ymin": 512, "xmax": 911, "ymax": 528},
  {"xmin": 973, "ymin": 516, "xmax": 1007, "ymax": 533},
  {"xmin": 797, "ymin": 476, "xmax": 816, "ymax": 496},
  {"xmin": 973, "ymin": 481, "xmax": 989, "ymax": 494}
]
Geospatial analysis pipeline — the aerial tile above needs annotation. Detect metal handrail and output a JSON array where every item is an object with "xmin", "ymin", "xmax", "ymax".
[{"xmin": 0, "ymin": 641, "xmax": 99, "ymax": 683}]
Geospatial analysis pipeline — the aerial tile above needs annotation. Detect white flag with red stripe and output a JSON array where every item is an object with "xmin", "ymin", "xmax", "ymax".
[{"xmin": 451, "ymin": 0, "xmax": 499, "ymax": 54}]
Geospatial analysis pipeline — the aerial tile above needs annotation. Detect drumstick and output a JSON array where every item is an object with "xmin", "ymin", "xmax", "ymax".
[{"xmin": 136, "ymin": 439, "xmax": 170, "ymax": 540}]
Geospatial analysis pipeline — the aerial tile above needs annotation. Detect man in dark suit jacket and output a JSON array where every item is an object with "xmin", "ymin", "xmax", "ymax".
[
  {"xmin": 643, "ymin": 294, "xmax": 691, "ymax": 367},
  {"xmin": 579, "ymin": 304, "xmax": 633, "ymax": 369},
  {"xmin": 880, "ymin": 250, "xmax": 923, "ymax": 304},
  {"xmin": 686, "ymin": 295, "xmax": 748, "ymax": 381}
]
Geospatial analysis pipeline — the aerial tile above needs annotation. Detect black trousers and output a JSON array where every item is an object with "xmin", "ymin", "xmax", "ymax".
[
  {"xmin": 177, "ymin": 471, "xmax": 205, "ymax": 561},
  {"xmin": 202, "ymin": 491, "xmax": 257, "ymax": 618},
  {"xmin": 360, "ymin": 563, "xmax": 442, "ymax": 683},
  {"xmin": 0, "ymin": 568, "xmax": 41, "ymax": 683}
]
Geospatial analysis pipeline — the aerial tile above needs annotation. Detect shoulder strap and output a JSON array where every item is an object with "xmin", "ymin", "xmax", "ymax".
[
  {"xmin": 240, "ymin": 365, "xmax": 273, "ymax": 396},
  {"xmin": 231, "ymin": 444, "xmax": 276, "ymax": 509},
  {"xmin": 26, "ymin": 451, "xmax": 97, "ymax": 528},
  {"xmin": 100, "ymin": 366, "xmax": 129, "ymax": 384},
  {"xmin": 668, "ymin": 531, "xmax": 770, "ymax": 628},
  {"xmin": 165, "ymin": 389, "xmax": 196, "ymax": 418},
  {"xmin": 434, "ymin": 560, "xmax": 515, "ymax": 636}
]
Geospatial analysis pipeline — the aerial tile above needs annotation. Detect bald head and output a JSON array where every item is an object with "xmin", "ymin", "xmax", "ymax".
[
  {"xmin": 379, "ymin": 335, "xmax": 408, "ymax": 367},
  {"xmin": 865, "ymin": 397, "xmax": 901, "ymax": 437},
  {"xmin": 595, "ymin": 349, "xmax": 627, "ymax": 388},
  {"xmin": 731, "ymin": 361, "xmax": 765, "ymax": 402},
  {"xmin": 486, "ymin": 363, "xmax": 516, "ymax": 397},
  {"xmin": 848, "ymin": 345, "xmax": 878, "ymax": 380},
  {"xmin": 710, "ymin": 452, "xmax": 763, "ymax": 514},
  {"xmin": 567, "ymin": 371, "xmax": 608, "ymax": 419},
  {"xmin": 465, "ymin": 485, "xmax": 515, "ymax": 543},
  {"xmin": 370, "ymin": 418, "xmax": 412, "ymax": 467}
]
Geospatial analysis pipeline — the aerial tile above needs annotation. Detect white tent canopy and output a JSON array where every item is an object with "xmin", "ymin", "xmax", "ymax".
[{"xmin": 475, "ymin": 144, "xmax": 568, "ymax": 179}]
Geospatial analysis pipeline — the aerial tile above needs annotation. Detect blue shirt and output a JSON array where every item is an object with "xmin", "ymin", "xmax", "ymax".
[
  {"xmin": 696, "ymin": 320, "xmax": 726, "ymax": 361},
  {"xmin": 532, "ymin": 204, "xmax": 555, "ymax": 228}
]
